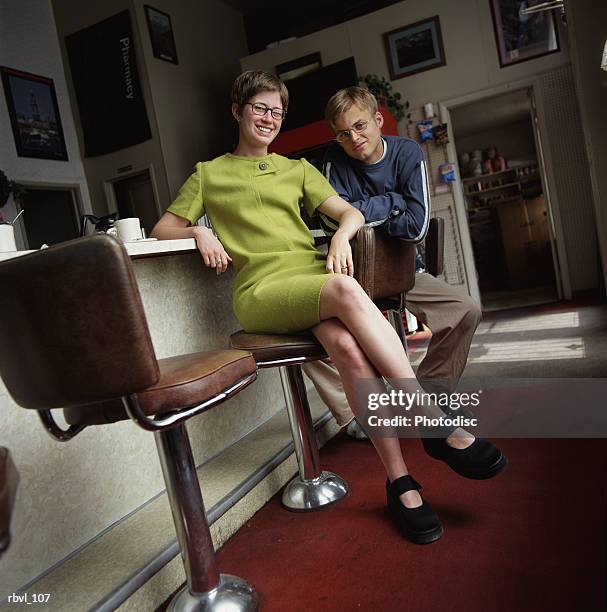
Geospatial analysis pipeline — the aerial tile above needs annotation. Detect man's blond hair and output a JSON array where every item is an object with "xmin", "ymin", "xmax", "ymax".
[{"xmin": 325, "ymin": 86, "xmax": 378, "ymax": 129}]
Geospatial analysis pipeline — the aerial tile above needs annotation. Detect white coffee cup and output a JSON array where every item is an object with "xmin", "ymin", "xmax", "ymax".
[
  {"xmin": 0, "ymin": 224, "xmax": 17, "ymax": 252},
  {"xmin": 110, "ymin": 218, "xmax": 143, "ymax": 242}
]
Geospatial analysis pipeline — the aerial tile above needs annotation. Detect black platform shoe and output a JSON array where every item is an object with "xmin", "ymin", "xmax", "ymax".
[
  {"xmin": 422, "ymin": 436, "xmax": 507, "ymax": 480},
  {"xmin": 386, "ymin": 475, "xmax": 443, "ymax": 544}
]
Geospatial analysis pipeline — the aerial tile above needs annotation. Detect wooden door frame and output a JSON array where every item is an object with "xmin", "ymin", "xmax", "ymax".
[
  {"xmin": 103, "ymin": 163, "xmax": 162, "ymax": 219},
  {"xmin": 439, "ymin": 76, "xmax": 571, "ymax": 304}
]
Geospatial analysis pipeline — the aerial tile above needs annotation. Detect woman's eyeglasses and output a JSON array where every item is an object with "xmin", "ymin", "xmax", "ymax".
[
  {"xmin": 246, "ymin": 102, "xmax": 287, "ymax": 121},
  {"xmin": 335, "ymin": 121, "xmax": 369, "ymax": 143}
]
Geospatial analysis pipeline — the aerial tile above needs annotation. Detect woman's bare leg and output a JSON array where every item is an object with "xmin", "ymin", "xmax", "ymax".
[
  {"xmin": 318, "ymin": 275, "xmax": 473, "ymax": 448},
  {"xmin": 312, "ymin": 318, "xmax": 422, "ymax": 508}
]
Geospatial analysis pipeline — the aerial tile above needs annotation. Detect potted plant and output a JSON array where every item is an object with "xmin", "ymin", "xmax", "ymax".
[{"xmin": 358, "ymin": 74, "xmax": 411, "ymax": 123}]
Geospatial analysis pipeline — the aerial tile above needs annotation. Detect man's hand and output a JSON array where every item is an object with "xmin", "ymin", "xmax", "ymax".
[
  {"xmin": 326, "ymin": 230, "xmax": 354, "ymax": 276},
  {"xmin": 192, "ymin": 226, "xmax": 232, "ymax": 274}
]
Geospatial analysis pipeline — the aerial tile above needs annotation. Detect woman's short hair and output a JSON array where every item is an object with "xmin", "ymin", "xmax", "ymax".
[
  {"xmin": 231, "ymin": 70, "xmax": 289, "ymax": 113},
  {"xmin": 325, "ymin": 86, "xmax": 378, "ymax": 128}
]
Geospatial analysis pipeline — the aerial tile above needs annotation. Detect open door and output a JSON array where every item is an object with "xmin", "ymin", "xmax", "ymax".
[
  {"xmin": 529, "ymin": 89, "xmax": 564, "ymax": 300},
  {"xmin": 443, "ymin": 88, "xmax": 561, "ymax": 311}
]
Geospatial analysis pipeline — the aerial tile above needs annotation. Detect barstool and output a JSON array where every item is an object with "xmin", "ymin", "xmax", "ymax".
[
  {"xmin": 0, "ymin": 447, "xmax": 19, "ymax": 557},
  {"xmin": 230, "ymin": 331, "xmax": 348, "ymax": 511},
  {"xmin": 0, "ymin": 235, "xmax": 259, "ymax": 612},
  {"xmin": 230, "ymin": 221, "xmax": 442, "ymax": 512}
]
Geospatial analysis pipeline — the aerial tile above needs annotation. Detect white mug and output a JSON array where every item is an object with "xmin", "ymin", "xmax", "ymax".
[
  {"xmin": 108, "ymin": 218, "xmax": 143, "ymax": 242},
  {"xmin": 0, "ymin": 224, "xmax": 17, "ymax": 253}
]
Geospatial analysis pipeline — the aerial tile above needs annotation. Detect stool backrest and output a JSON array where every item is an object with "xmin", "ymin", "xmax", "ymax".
[
  {"xmin": 352, "ymin": 226, "xmax": 416, "ymax": 300},
  {"xmin": 0, "ymin": 235, "xmax": 159, "ymax": 410},
  {"xmin": 425, "ymin": 217, "xmax": 444, "ymax": 277}
]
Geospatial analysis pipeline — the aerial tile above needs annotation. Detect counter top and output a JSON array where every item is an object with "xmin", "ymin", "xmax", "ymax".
[
  {"xmin": 0, "ymin": 238, "xmax": 198, "ymax": 263},
  {"xmin": 0, "ymin": 230, "xmax": 327, "ymax": 263},
  {"xmin": 125, "ymin": 238, "xmax": 197, "ymax": 259}
]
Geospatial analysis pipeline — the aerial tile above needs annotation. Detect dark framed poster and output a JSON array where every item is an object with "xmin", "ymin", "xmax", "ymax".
[
  {"xmin": 383, "ymin": 16, "xmax": 446, "ymax": 80},
  {"xmin": 144, "ymin": 5, "xmax": 178, "ymax": 64},
  {"xmin": 490, "ymin": 0, "xmax": 560, "ymax": 67},
  {"xmin": 1, "ymin": 66, "xmax": 68, "ymax": 161},
  {"xmin": 65, "ymin": 10, "xmax": 152, "ymax": 157}
]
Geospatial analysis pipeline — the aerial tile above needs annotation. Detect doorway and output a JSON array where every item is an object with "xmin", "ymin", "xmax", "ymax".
[
  {"xmin": 16, "ymin": 187, "xmax": 81, "ymax": 249},
  {"xmin": 110, "ymin": 170, "xmax": 159, "ymax": 236},
  {"xmin": 449, "ymin": 89, "xmax": 559, "ymax": 311}
]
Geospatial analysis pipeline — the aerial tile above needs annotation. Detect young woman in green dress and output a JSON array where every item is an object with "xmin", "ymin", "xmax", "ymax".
[{"xmin": 151, "ymin": 70, "xmax": 504, "ymax": 544}]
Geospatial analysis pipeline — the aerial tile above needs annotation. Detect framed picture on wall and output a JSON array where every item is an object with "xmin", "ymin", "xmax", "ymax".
[
  {"xmin": 490, "ymin": 0, "xmax": 560, "ymax": 67},
  {"xmin": 0, "ymin": 66, "xmax": 68, "ymax": 161},
  {"xmin": 383, "ymin": 16, "xmax": 446, "ymax": 81},
  {"xmin": 144, "ymin": 5, "xmax": 178, "ymax": 64}
]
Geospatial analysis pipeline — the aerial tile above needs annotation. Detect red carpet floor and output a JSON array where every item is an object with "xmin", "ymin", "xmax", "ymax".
[{"xmin": 216, "ymin": 434, "xmax": 607, "ymax": 612}]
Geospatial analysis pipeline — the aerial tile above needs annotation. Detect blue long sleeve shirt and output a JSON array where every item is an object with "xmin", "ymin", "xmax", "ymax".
[{"xmin": 320, "ymin": 135, "xmax": 431, "ymax": 270}]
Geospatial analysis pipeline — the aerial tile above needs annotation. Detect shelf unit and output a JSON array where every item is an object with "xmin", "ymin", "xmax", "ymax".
[{"xmin": 463, "ymin": 164, "xmax": 541, "ymax": 209}]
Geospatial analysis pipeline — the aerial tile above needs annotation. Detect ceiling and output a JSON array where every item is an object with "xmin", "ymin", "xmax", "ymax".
[
  {"xmin": 220, "ymin": 0, "xmax": 403, "ymax": 53},
  {"xmin": 450, "ymin": 89, "xmax": 532, "ymax": 137}
]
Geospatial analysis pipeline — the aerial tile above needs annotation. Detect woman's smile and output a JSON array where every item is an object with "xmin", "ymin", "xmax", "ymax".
[{"xmin": 234, "ymin": 89, "xmax": 284, "ymax": 156}]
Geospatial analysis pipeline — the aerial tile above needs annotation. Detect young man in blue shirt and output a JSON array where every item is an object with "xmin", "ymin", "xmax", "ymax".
[{"xmin": 303, "ymin": 87, "xmax": 506, "ymax": 477}]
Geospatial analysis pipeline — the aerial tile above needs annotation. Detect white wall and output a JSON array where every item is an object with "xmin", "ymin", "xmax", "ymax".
[
  {"xmin": 0, "ymin": 0, "xmax": 91, "ymax": 236},
  {"xmin": 132, "ymin": 0, "xmax": 247, "ymax": 197}
]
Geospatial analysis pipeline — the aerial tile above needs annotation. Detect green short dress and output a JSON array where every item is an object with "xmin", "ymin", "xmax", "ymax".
[{"xmin": 167, "ymin": 153, "xmax": 338, "ymax": 334}]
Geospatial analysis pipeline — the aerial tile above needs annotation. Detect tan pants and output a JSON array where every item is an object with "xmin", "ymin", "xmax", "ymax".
[{"xmin": 302, "ymin": 273, "xmax": 482, "ymax": 426}]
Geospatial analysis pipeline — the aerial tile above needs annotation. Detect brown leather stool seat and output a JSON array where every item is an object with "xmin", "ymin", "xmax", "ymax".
[
  {"xmin": 0, "ymin": 235, "xmax": 259, "ymax": 612},
  {"xmin": 229, "ymin": 332, "xmax": 327, "ymax": 364},
  {"xmin": 0, "ymin": 448, "xmax": 19, "ymax": 556},
  {"xmin": 64, "ymin": 350, "xmax": 255, "ymax": 426}
]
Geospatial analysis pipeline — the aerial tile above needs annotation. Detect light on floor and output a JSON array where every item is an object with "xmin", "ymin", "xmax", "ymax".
[
  {"xmin": 469, "ymin": 337, "xmax": 586, "ymax": 363},
  {"xmin": 476, "ymin": 311, "xmax": 580, "ymax": 335}
]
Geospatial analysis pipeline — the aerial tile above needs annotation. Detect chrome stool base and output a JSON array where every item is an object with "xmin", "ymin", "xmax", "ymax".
[
  {"xmin": 167, "ymin": 574, "xmax": 258, "ymax": 612},
  {"xmin": 282, "ymin": 470, "xmax": 349, "ymax": 512}
]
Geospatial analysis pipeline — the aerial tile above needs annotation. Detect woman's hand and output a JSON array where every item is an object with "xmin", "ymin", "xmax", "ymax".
[
  {"xmin": 326, "ymin": 230, "xmax": 354, "ymax": 276},
  {"xmin": 192, "ymin": 226, "xmax": 232, "ymax": 274},
  {"xmin": 150, "ymin": 213, "xmax": 232, "ymax": 275},
  {"xmin": 317, "ymin": 195, "xmax": 364, "ymax": 277}
]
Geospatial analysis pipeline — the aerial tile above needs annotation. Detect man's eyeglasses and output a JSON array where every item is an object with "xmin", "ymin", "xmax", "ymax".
[
  {"xmin": 246, "ymin": 102, "xmax": 287, "ymax": 121},
  {"xmin": 335, "ymin": 120, "xmax": 369, "ymax": 143}
]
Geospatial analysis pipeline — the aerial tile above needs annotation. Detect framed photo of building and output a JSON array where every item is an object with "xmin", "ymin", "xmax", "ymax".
[
  {"xmin": 1, "ymin": 66, "xmax": 68, "ymax": 161},
  {"xmin": 144, "ymin": 5, "xmax": 178, "ymax": 64},
  {"xmin": 383, "ymin": 16, "xmax": 446, "ymax": 80},
  {"xmin": 490, "ymin": 0, "xmax": 560, "ymax": 67}
]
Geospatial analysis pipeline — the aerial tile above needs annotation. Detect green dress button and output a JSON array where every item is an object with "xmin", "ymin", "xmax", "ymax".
[{"xmin": 259, "ymin": 161, "xmax": 268, "ymax": 171}]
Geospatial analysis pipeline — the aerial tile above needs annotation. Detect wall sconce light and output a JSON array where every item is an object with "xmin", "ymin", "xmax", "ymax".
[{"xmin": 602, "ymin": 40, "xmax": 607, "ymax": 72}]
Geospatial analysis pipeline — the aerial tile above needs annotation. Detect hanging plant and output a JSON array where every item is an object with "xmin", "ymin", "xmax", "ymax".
[
  {"xmin": 0, "ymin": 170, "xmax": 24, "ymax": 208},
  {"xmin": 358, "ymin": 74, "xmax": 411, "ymax": 123}
]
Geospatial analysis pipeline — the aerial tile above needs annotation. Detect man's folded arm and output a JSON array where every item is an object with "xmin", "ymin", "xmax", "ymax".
[{"xmin": 322, "ymin": 152, "xmax": 430, "ymax": 241}]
